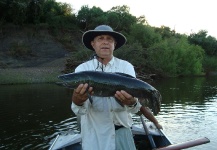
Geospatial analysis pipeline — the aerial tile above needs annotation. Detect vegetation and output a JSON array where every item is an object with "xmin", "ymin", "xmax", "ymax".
[
  {"xmin": 0, "ymin": 67, "xmax": 61, "ymax": 84},
  {"xmin": 0, "ymin": 0, "xmax": 217, "ymax": 80}
]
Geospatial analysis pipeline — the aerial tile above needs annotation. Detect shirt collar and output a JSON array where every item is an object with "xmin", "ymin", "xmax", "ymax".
[
  {"xmin": 107, "ymin": 56, "xmax": 115, "ymax": 66},
  {"xmin": 93, "ymin": 56, "xmax": 115, "ymax": 66}
]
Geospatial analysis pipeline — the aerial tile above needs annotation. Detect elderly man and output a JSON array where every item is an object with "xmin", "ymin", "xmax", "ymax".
[{"xmin": 71, "ymin": 25, "xmax": 162, "ymax": 150}]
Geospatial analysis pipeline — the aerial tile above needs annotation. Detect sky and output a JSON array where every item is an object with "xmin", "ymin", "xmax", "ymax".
[{"xmin": 56, "ymin": 0, "xmax": 217, "ymax": 38}]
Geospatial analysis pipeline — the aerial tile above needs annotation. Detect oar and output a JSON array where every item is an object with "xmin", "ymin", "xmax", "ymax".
[
  {"xmin": 140, "ymin": 115, "xmax": 157, "ymax": 149},
  {"xmin": 156, "ymin": 137, "xmax": 210, "ymax": 150},
  {"xmin": 139, "ymin": 106, "xmax": 169, "ymax": 146}
]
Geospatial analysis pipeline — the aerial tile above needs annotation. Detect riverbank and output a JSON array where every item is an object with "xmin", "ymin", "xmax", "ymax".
[
  {"xmin": 0, "ymin": 56, "xmax": 67, "ymax": 84},
  {"xmin": 0, "ymin": 67, "xmax": 63, "ymax": 85},
  {"xmin": 1, "ymin": 25, "xmax": 216, "ymax": 85}
]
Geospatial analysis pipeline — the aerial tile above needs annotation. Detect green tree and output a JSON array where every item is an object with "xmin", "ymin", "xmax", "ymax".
[
  {"xmin": 107, "ymin": 5, "xmax": 137, "ymax": 34},
  {"xmin": 128, "ymin": 23, "xmax": 161, "ymax": 48},
  {"xmin": 76, "ymin": 5, "xmax": 105, "ymax": 30},
  {"xmin": 114, "ymin": 42, "xmax": 147, "ymax": 73},
  {"xmin": 7, "ymin": 0, "xmax": 27, "ymax": 24},
  {"xmin": 146, "ymin": 36, "xmax": 204, "ymax": 76},
  {"xmin": 41, "ymin": 0, "xmax": 76, "ymax": 28},
  {"xmin": 175, "ymin": 37, "xmax": 204, "ymax": 75},
  {"xmin": 188, "ymin": 30, "xmax": 217, "ymax": 56},
  {"xmin": 155, "ymin": 26, "xmax": 176, "ymax": 39},
  {"xmin": 0, "ymin": 0, "xmax": 8, "ymax": 22},
  {"xmin": 136, "ymin": 15, "xmax": 148, "ymax": 25},
  {"xmin": 26, "ymin": 0, "xmax": 43, "ymax": 24}
]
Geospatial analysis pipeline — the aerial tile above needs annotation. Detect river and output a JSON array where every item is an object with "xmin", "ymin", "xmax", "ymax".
[{"xmin": 0, "ymin": 76, "xmax": 216, "ymax": 150}]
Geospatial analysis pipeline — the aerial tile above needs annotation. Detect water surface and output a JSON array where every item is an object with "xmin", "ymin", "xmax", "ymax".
[{"xmin": 0, "ymin": 76, "xmax": 216, "ymax": 149}]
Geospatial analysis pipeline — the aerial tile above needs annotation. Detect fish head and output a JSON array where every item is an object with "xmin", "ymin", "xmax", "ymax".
[{"xmin": 57, "ymin": 72, "xmax": 89, "ymax": 89}]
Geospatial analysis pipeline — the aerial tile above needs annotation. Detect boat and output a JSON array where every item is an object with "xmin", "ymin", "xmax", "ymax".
[{"xmin": 48, "ymin": 116, "xmax": 210, "ymax": 150}]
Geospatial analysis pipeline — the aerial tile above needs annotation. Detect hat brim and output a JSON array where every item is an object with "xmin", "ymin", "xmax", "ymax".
[{"xmin": 82, "ymin": 30, "xmax": 126, "ymax": 51}]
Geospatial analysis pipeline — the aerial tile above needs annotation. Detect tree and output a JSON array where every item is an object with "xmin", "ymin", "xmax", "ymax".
[
  {"xmin": 7, "ymin": 0, "xmax": 27, "ymax": 24},
  {"xmin": 76, "ymin": 5, "xmax": 105, "ymax": 30},
  {"xmin": 188, "ymin": 30, "xmax": 217, "ymax": 56},
  {"xmin": 107, "ymin": 5, "xmax": 137, "ymax": 34},
  {"xmin": 26, "ymin": 0, "xmax": 42, "ymax": 24},
  {"xmin": 146, "ymin": 36, "xmax": 204, "ymax": 76},
  {"xmin": 136, "ymin": 15, "xmax": 148, "ymax": 25},
  {"xmin": 41, "ymin": 0, "xmax": 76, "ymax": 28},
  {"xmin": 128, "ymin": 23, "xmax": 161, "ymax": 48},
  {"xmin": 155, "ymin": 26, "xmax": 176, "ymax": 39}
]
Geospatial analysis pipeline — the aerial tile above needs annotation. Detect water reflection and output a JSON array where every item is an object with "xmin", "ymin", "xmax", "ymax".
[
  {"xmin": 0, "ymin": 84, "xmax": 77, "ymax": 149},
  {"xmin": 154, "ymin": 76, "xmax": 217, "ymax": 150},
  {"xmin": 0, "ymin": 76, "xmax": 216, "ymax": 149}
]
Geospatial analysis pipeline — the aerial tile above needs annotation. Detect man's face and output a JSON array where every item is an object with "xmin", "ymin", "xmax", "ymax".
[{"xmin": 91, "ymin": 35, "xmax": 116, "ymax": 59}]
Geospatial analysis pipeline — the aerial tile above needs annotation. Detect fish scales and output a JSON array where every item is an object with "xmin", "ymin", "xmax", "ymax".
[{"xmin": 57, "ymin": 71, "xmax": 162, "ymax": 115}]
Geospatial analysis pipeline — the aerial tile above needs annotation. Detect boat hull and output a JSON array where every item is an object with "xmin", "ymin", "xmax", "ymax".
[{"xmin": 48, "ymin": 123, "xmax": 172, "ymax": 150}]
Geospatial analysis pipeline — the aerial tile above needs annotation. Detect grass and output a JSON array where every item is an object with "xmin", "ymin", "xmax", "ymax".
[{"xmin": 0, "ymin": 67, "xmax": 64, "ymax": 85}]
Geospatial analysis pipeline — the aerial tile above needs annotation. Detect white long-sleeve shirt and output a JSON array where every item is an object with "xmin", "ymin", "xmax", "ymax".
[{"xmin": 71, "ymin": 56, "xmax": 141, "ymax": 150}]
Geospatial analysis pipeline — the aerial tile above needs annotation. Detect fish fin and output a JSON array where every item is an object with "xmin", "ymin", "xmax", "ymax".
[
  {"xmin": 56, "ymin": 81, "xmax": 63, "ymax": 86},
  {"xmin": 114, "ymin": 72, "xmax": 135, "ymax": 78},
  {"xmin": 85, "ymin": 85, "xmax": 93, "ymax": 104},
  {"xmin": 115, "ymin": 98, "xmax": 124, "ymax": 107},
  {"xmin": 88, "ymin": 93, "xmax": 93, "ymax": 104},
  {"xmin": 55, "ymin": 82, "xmax": 74, "ymax": 89}
]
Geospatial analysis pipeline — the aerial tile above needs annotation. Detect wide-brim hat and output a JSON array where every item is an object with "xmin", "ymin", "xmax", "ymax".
[{"xmin": 82, "ymin": 25, "xmax": 126, "ymax": 51}]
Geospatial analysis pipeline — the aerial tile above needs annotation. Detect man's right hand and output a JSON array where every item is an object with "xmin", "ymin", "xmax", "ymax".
[{"xmin": 72, "ymin": 83, "xmax": 93, "ymax": 106}]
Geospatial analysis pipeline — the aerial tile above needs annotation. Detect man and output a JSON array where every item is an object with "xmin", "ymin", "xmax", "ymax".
[{"xmin": 71, "ymin": 25, "xmax": 161, "ymax": 150}]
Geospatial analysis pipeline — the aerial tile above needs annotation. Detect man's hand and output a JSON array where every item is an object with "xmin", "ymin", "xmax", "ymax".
[
  {"xmin": 72, "ymin": 83, "xmax": 93, "ymax": 106},
  {"xmin": 115, "ymin": 90, "xmax": 137, "ymax": 106}
]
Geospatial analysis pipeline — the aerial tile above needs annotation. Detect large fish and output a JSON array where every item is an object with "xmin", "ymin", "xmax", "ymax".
[{"xmin": 57, "ymin": 71, "xmax": 162, "ymax": 115}]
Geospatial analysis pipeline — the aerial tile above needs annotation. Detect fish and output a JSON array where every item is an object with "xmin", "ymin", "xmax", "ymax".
[{"xmin": 57, "ymin": 71, "xmax": 162, "ymax": 115}]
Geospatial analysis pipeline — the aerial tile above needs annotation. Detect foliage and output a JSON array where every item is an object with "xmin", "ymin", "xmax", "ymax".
[
  {"xmin": 70, "ymin": 47, "xmax": 94, "ymax": 62},
  {"xmin": 63, "ymin": 46, "xmax": 94, "ymax": 73},
  {"xmin": 203, "ymin": 56, "xmax": 217, "ymax": 72},
  {"xmin": 47, "ymin": 14, "xmax": 77, "ymax": 29},
  {"xmin": 8, "ymin": 1, "xmax": 27, "ymax": 25},
  {"xmin": 136, "ymin": 15, "xmax": 148, "ymax": 25},
  {"xmin": 188, "ymin": 30, "xmax": 217, "ymax": 56},
  {"xmin": 107, "ymin": 5, "xmax": 137, "ymax": 34},
  {"xmin": 128, "ymin": 23, "xmax": 161, "ymax": 48},
  {"xmin": 41, "ymin": 0, "xmax": 76, "ymax": 27},
  {"xmin": 146, "ymin": 36, "xmax": 204, "ymax": 76},
  {"xmin": 76, "ymin": 5, "xmax": 106, "ymax": 30},
  {"xmin": 0, "ymin": 0, "xmax": 216, "ymax": 76},
  {"xmin": 155, "ymin": 26, "xmax": 176, "ymax": 39},
  {"xmin": 26, "ymin": 0, "xmax": 42, "ymax": 24},
  {"xmin": 114, "ymin": 42, "xmax": 148, "ymax": 73}
]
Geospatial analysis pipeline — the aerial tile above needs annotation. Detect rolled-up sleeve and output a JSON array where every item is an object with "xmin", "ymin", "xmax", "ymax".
[
  {"xmin": 126, "ymin": 98, "xmax": 142, "ymax": 113},
  {"xmin": 71, "ymin": 101, "xmax": 88, "ymax": 115}
]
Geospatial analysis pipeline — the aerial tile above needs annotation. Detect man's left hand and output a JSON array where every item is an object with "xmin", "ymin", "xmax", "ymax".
[{"xmin": 115, "ymin": 90, "xmax": 137, "ymax": 106}]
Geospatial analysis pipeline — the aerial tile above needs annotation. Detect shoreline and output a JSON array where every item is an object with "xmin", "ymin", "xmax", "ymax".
[
  {"xmin": 0, "ymin": 67, "xmax": 64, "ymax": 85},
  {"xmin": 0, "ymin": 67, "xmax": 216, "ymax": 85}
]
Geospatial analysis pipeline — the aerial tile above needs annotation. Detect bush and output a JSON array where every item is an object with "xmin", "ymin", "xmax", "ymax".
[
  {"xmin": 114, "ymin": 42, "xmax": 148, "ymax": 73},
  {"xmin": 203, "ymin": 56, "xmax": 217, "ymax": 72},
  {"xmin": 146, "ymin": 36, "xmax": 205, "ymax": 76}
]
